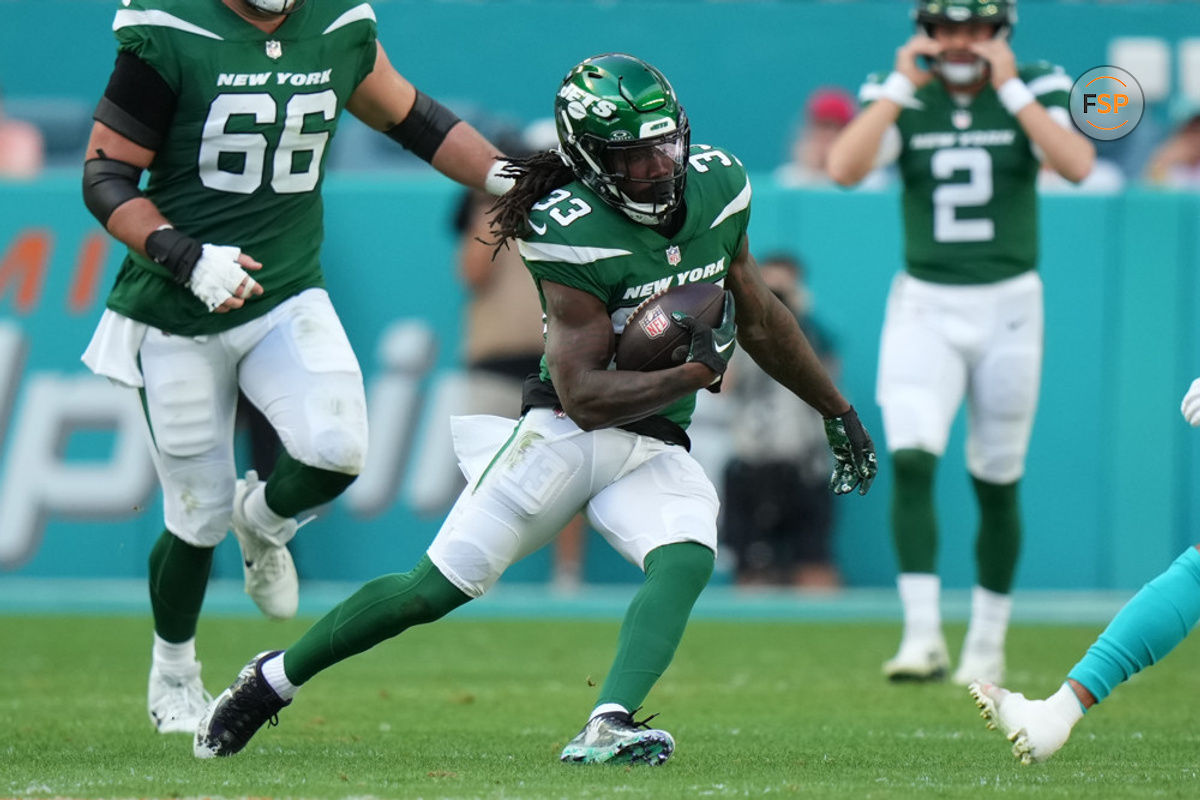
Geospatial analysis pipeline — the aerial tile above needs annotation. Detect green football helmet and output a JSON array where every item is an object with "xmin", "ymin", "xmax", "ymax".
[
  {"xmin": 554, "ymin": 53, "xmax": 690, "ymax": 226},
  {"xmin": 914, "ymin": 0, "xmax": 1017, "ymax": 86}
]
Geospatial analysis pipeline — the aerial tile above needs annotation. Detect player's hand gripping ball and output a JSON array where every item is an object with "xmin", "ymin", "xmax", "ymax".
[{"xmin": 614, "ymin": 282, "xmax": 728, "ymax": 372}]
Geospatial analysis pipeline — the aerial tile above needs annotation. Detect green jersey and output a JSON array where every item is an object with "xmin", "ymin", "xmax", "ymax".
[
  {"xmin": 860, "ymin": 63, "xmax": 1072, "ymax": 284},
  {"xmin": 519, "ymin": 144, "xmax": 751, "ymax": 433},
  {"xmin": 103, "ymin": 0, "xmax": 378, "ymax": 334}
]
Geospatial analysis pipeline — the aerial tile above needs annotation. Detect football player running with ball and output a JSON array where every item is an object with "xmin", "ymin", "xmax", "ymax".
[
  {"xmin": 827, "ymin": 0, "xmax": 1094, "ymax": 686},
  {"xmin": 80, "ymin": 0, "xmax": 512, "ymax": 735},
  {"xmin": 195, "ymin": 52, "xmax": 877, "ymax": 766}
]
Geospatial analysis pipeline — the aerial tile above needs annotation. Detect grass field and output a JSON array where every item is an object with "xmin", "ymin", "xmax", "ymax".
[{"xmin": 4, "ymin": 614, "xmax": 1200, "ymax": 799}]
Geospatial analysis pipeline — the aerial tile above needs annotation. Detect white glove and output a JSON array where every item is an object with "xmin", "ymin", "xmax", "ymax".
[
  {"xmin": 1182, "ymin": 377, "xmax": 1200, "ymax": 426},
  {"xmin": 187, "ymin": 244, "xmax": 260, "ymax": 311}
]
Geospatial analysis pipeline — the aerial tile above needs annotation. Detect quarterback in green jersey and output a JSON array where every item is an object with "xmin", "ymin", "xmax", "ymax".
[
  {"xmin": 827, "ymin": 0, "xmax": 1095, "ymax": 687},
  {"xmin": 79, "ymin": 0, "xmax": 513, "ymax": 736},
  {"xmin": 195, "ymin": 53, "xmax": 876, "ymax": 766}
]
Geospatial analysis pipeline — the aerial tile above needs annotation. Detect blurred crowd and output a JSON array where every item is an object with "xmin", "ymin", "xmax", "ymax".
[{"xmin": 3, "ymin": 78, "xmax": 1198, "ymax": 191}]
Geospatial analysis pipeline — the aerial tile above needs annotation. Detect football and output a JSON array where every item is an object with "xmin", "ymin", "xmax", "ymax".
[{"xmin": 614, "ymin": 282, "xmax": 726, "ymax": 372}]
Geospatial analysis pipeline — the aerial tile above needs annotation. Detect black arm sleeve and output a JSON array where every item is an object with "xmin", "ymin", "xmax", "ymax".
[
  {"xmin": 385, "ymin": 90, "xmax": 461, "ymax": 163},
  {"xmin": 93, "ymin": 51, "xmax": 177, "ymax": 150},
  {"xmin": 82, "ymin": 157, "xmax": 144, "ymax": 227}
]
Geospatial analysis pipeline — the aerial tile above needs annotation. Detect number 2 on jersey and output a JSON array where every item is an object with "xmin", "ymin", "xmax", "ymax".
[{"xmin": 931, "ymin": 147, "xmax": 994, "ymax": 243}]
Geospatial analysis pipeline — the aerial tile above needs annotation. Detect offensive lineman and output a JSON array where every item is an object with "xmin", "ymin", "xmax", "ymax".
[
  {"xmin": 80, "ymin": 0, "xmax": 513, "ymax": 735},
  {"xmin": 194, "ymin": 52, "xmax": 877, "ymax": 766},
  {"xmin": 827, "ymin": 0, "xmax": 1094, "ymax": 685}
]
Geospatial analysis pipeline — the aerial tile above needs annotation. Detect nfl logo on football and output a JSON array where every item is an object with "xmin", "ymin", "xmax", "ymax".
[
  {"xmin": 665, "ymin": 245, "xmax": 681, "ymax": 266},
  {"xmin": 640, "ymin": 305, "xmax": 671, "ymax": 338}
]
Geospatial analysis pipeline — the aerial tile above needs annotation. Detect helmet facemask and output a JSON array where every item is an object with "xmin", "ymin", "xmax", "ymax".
[
  {"xmin": 915, "ymin": 0, "xmax": 1015, "ymax": 87},
  {"xmin": 573, "ymin": 115, "xmax": 690, "ymax": 226},
  {"xmin": 241, "ymin": 0, "xmax": 305, "ymax": 16}
]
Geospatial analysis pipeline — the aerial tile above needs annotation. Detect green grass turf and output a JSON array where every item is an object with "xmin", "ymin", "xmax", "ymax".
[{"xmin": 3, "ymin": 615, "xmax": 1200, "ymax": 799}]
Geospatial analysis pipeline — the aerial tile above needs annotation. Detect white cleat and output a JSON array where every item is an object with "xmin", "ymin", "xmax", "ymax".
[
  {"xmin": 969, "ymin": 681, "xmax": 1073, "ymax": 764},
  {"xmin": 883, "ymin": 635, "xmax": 949, "ymax": 682},
  {"xmin": 148, "ymin": 660, "xmax": 212, "ymax": 734},
  {"xmin": 232, "ymin": 470, "xmax": 299, "ymax": 620},
  {"xmin": 952, "ymin": 646, "xmax": 1005, "ymax": 686}
]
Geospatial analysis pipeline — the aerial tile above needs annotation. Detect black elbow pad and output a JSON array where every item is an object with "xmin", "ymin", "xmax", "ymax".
[{"xmin": 82, "ymin": 157, "xmax": 145, "ymax": 226}]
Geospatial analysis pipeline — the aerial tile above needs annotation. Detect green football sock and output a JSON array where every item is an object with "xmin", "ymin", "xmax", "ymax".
[
  {"xmin": 971, "ymin": 476, "xmax": 1021, "ymax": 594},
  {"xmin": 891, "ymin": 449, "xmax": 938, "ymax": 574},
  {"xmin": 263, "ymin": 451, "xmax": 357, "ymax": 518},
  {"xmin": 282, "ymin": 555, "xmax": 470, "ymax": 685},
  {"xmin": 597, "ymin": 542, "xmax": 714, "ymax": 711},
  {"xmin": 148, "ymin": 529, "xmax": 213, "ymax": 643}
]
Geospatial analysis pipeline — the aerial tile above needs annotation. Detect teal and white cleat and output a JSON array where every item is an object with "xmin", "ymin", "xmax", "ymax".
[
  {"xmin": 969, "ymin": 681, "xmax": 1073, "ymax": 764},
  {"xmin": 560, "ymin": 711, "xmax": 675, "ymax": 766}
]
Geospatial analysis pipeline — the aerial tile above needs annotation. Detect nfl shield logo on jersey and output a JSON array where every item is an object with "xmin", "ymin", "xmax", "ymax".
[
  {"xmin": 640, "ymin": 305, "xmax": 671, "ymax": 338},
  {"xmin": 265, "ymin": 40, "xmax": 283, "ymax": 60},
  {"xmin": 952, "ymin": 109, "xmax": 972, "ymax": 130},
  {"xmin": 665, "ymin": 245, "xmax": 681, "ymax": 266}
]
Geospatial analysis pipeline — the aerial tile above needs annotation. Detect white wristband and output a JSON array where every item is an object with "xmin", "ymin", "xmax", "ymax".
[
  {"xmin": 880, "ymin": 71, "xmax": 917, "ymax": 107},
  {"xmin": 484, "ymin": 159, "xmax": 515, "ymax": 196},
  {"xmin": 998, "ymin": 77, "xmax": 1036, "ymax": 115}
]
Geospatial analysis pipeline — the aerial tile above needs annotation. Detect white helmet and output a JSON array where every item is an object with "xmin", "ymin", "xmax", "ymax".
[{"xmin": 242, "ymin": 0, "xmax": 305, "ymax": 14}]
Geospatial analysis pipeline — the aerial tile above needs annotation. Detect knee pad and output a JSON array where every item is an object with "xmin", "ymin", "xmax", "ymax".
[
  {"xmin": 305, "ymin": 390, "xmax": 368, "ymax": 474},
  {"xmin": 160, "ymin": 462, "xmax": 235, "ymax": 547}
]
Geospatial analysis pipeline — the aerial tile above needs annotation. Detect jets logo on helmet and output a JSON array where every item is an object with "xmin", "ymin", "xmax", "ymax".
[
  {"xmin": 555, "ymin": 53, "xmax": 691, "ymax": 227},
  {"xmin": 914, "ymin": 0, "xmax": 1017, "ymax": 87}
]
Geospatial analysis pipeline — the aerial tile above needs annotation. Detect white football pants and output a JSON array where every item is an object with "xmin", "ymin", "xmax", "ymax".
[
  {"xmin": 427, "ymin": 408, "xmax": 720, "ymax": 597},
  {"xmin": 139, "ymin": 288, "xmax": 367, "ymax": 546},
  {"xmin": 876, "ymin": 271, "xmax": 1043, "ymax": 484}
]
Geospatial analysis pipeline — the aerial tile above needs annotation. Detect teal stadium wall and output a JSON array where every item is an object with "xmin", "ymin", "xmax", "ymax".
[{"xmin": 1, "ymin": 1, "xmax": 1198, "ymax": 590}]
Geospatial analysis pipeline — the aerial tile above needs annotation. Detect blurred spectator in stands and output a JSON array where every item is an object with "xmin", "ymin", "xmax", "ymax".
[
  {"xmin": 720, "ymin": 252, "xmax": 841, "ymax": 590},
  {"xmin": 775, "ymin": 88, "xmax": 855, "ymax": 187},
  {"xmin": 0, "ymin": 85, "xmax": 44, "ymax": 179},
  {"xmin": 776, "ymin": 87, "xmax": 890, "ymax": 189},
  {"xmin": 454, "ymin": 118, "xmax": 587, "ymax": 591},
  {"xmin": 1144, "ymin": 101, "xmax": 1200, "ymax": 189}
]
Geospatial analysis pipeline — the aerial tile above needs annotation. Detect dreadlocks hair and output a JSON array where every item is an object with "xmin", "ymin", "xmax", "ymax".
[{"xmin": 487, "ymin": 150, "xmax": 576, "ymax": 256}]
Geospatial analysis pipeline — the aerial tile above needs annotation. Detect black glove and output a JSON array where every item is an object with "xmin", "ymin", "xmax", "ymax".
[
  {"xmin": 823, "ymin": 405, "xmax": 878, "ymax": 496},
  {"xmin": 671, "ymin": 291, "xmax": 736, "ymax": 393}
]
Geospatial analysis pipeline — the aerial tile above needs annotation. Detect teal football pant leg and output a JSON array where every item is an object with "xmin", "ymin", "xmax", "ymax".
[
  {"xmin": 148, "ymin": 529, "xmax": 213, "ymax": 643},
  {"xmin": 281, "ymin": 555, "xmax": 470, "ymax": 685},
  {"xmin": 597, "ymin": 542, "xmax": 714, "ymax": 712},
  {"xmin": 1068, "ymin": 546, "xmax": 1200, "ymax": 704}
]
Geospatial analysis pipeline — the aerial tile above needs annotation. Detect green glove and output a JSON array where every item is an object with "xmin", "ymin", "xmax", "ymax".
[
  {"xmin": 671, "ymin": 290, "xmax": 736, "ymax": 392},
  {"xmin": 823, "ymin": 405, "xmax": 878, "ymax": 496}
]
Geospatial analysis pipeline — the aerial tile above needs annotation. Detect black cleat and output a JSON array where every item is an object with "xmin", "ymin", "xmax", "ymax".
[{"xmin": 194, "ymin": 650, "xmax": 289, "ymax": 758}]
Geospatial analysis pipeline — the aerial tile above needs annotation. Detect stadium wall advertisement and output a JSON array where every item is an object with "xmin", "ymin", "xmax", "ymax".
[{"xmin": 1, "ymin": 177, "xmax": 1198, "ymax": 591}]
